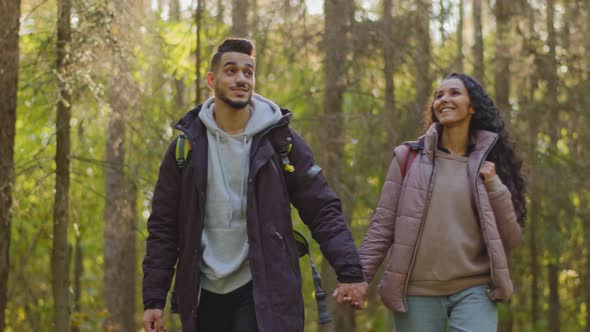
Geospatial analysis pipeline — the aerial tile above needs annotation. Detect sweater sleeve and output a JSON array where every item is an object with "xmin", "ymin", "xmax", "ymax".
[
  {"xmin": 485, "ymin": 175, "xmax": 523, "ymax": 250},
  {"xmin": 358, "ymin": 149, "xmax": 404, "ymax": 284}
]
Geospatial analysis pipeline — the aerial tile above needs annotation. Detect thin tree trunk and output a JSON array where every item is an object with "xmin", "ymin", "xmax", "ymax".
[
  {"xmin": 414, "ymin": 0, "xmax": 431, "ymax": 134},
  {"xmin": 472, "ymin": 0, "xmax": 484, "ymax": 82},
  {"xmin": 170, "ymin": 0, "xmax": 185, "ymax": 108},
  {"xmin": 583, "ymin": 194, "xmax": 590, "ymax": 332},
  {"xmin": 195, "ymin": 0, "xmax": 203, "ymax": 104},
  {"xmin": 456, "ymin": 0, "xmax": 464, "ymax": 72},
  {"xmin": 547, "ymin": 0, "xmax": 558, "ymax": 144},
  {"xmin": 232, "ymin": 0, "xmax": 249, "ymax": 37},
  {"xmin": 319, "ymin": 1, "xmax": 354, "ymax": 331},
  {"xmin": 53, "ymin": 0, "xmax": 72, "ymax": 330},
  {"xmin": 71, "ymin": 236, "xmax": 83, "ymax": 332},
  {"xmin": 0, "ymin": 1, "xmax": 21, "ymax": 330},
  {"xmin": 526, "ymin": 7, "xmax": 540, "ymax": 326},
  {"xmin": 549, "ymin": 263, "xmax": 560, "ymax": 332},
  {"xmin": 216, "ymin": 0, "xmax": 224, "ymax": 23},
  {"xmin": 585, "ymin": 10, "xmax": 590, "ymax": 332},
  {"xmin": 104, "ymin": 3, "xmax": 138, "ymax": 331},
  {"xmin": 546, "ymin": 1, "xmax": 560, "ymax": 330},
  {"xmin": 494, "ymin": 0, "xmax": 511, "ymax": 122},
  {"xmin": 383, "ymin": 0, "xmax": 396, "ymax": 144}
]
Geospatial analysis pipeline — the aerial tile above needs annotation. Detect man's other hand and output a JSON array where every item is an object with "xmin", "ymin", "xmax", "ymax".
[{"xmin": 143, "ymin": 308, "xmax": 166, "ymax": 332}]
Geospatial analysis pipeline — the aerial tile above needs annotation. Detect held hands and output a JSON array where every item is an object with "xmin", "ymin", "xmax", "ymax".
[
  {"xmin": 332, "ymin": 281, "xmax": 369, "ymax": 310},
  {"xmin": 143, "ymin": 309, "xmax": 167, "ymax": 332},
  {"xmin": 480, "ymin": 161, "xmax": 496, "ymax": 181}
]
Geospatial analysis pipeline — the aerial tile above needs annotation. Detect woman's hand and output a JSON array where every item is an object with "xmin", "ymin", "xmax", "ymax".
[{"xmin": 480, "ymin": 161, "xmax": 496, "ymax": 181}]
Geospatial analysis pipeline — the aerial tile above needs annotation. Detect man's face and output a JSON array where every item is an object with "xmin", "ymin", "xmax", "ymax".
[{"xmin": 208, "ymin": 52, "xmax": 255, "ymax": 110}]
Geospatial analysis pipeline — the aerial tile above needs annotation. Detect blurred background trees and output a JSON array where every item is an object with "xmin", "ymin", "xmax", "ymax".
[{"xmin": 1, "ymin": 0, "xmax": 589, "ymax": 331}]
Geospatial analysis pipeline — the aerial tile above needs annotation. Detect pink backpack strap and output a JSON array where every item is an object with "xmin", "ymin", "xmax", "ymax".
[{"xmin": 397, "ymin": 144, "xmax": 417, "ymax": 178}]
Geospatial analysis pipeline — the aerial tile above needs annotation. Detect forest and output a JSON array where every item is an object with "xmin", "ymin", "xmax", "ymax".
[{"xmin": 0, "ymin": 0, "xmax": 589, "ymax": 331}]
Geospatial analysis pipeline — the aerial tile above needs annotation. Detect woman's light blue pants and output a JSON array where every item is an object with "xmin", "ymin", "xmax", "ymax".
[{"xmin": 394, "ymin": 284, "xmax": 498, "ymax": 332}]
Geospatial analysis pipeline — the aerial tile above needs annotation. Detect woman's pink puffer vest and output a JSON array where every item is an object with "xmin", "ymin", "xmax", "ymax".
[{"xmin": 359, "ymin": 124, "xmax": 523, "ymax": 313}]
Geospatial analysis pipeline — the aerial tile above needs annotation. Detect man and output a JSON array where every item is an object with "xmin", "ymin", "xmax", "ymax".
[{"xmin": 142, "ymin": 38, "xmax": 367, "ymax": 332}]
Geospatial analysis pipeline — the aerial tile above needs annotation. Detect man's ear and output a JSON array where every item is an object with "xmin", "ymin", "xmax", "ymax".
[{"xmin": 206, "ymin": 72, "xmax": 215, "ymax": 89}]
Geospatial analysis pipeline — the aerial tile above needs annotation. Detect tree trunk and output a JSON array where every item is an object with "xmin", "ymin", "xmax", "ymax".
[
  {"xmin": 0, "ymin": 1, "xmax": 21, "ymax": 330},
  {"xmin": 549, "ymin": 263, "xmax": 560, "ymax": 332},
  {"xmin": 52, "ymin": 0, "xmax": 73, "ymax": 330},
  {"xmin": 472, "ymin": 0, "xmax": 484, "ymax": 82},
  {"xmin": 232, "ymin": 0, "xmax": 249, "ymax": 37},
  {"xmin": 546, "ymin": 0, "xmax": 558, "ymax": 145},
  {"xmin": 382, "ymin": 0, "xmax": 396, "ymax": 144},
  {"xmin": 319, "ymin": 1, "xmax": 354, "ymax": 331},
  {"xmin": 583, "ymin": 194, "xmax": 590, "ymax": 332},
  {"xmin": 414, "ymin": 0, "xmax": 431, "ymax": 133},
  {"xmin": 170, "ymin": 0, "xmax": 185, "ymax": 109},
  {"xmin": 195, "ymin": 0, "xmax": 203, "ymax": 104},
  {"xmin": 526, "ymin": 8, "xmax": 540, "ymax": 326},
  {"xmin": 72, "ymin": 236, "xmax": 83, "ymax": 332},
  {"xmin": 585, "ymin": 11, "xmax": 590, "ymax": 332},
  {"xmin": 216, "ymin": 0, "xmax": 224, "ymax": 23},
  {"xmin": 103, "ymin": 3, "xmax": 138, "ymax": 331},
  {"xmin": 456, "ymin": 0, "xmax": 464, "ymax": 72},
  {"xmin": 546, "ymin": 1, "xmax": 560, "ymax": 331},
  {"xmin": 494, "ymin": 0, "xmax": 511, "ymax": 122}
]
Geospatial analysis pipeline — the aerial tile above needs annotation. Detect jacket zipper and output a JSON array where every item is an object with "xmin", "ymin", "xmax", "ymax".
[
  {"xmin": 275, "ymin": 231, "xmax": 287, "ymax": 251},
  {"xmin": 474, "ymin": 135, "xmax": 499, "ymax": 292},
  {"xmin": 401, "ymin": 151, "xmax": 437, "ymax": 310}
]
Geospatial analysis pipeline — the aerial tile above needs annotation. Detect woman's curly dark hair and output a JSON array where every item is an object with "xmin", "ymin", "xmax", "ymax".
[{"xmin": 424, "ymin": 73, "xmax": 527, "ymax": 226}]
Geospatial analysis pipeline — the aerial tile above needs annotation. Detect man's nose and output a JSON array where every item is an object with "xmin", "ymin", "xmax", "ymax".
[{"xmin": 235, "ymin": 71, "xmax": 247, "ymax": 83}]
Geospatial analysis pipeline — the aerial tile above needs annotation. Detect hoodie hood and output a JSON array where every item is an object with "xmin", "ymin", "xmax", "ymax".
[{"xmin": 198, "ymin": 93, "xmax": 283, "ymax": 140}]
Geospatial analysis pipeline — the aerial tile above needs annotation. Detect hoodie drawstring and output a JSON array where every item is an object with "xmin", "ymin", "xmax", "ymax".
[{"xmin": 215, "ymin": 130, "xmax": 234, "ymax": 223}]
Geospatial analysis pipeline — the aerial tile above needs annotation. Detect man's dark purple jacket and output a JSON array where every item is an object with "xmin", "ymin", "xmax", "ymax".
[{"xmin": 142, "ymin": 105, "xmax": 364, "ymax": 332}]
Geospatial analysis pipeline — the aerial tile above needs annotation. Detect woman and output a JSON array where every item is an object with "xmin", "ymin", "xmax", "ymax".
[{"xmin": 356, "ymin": 73, "xmax": 526, "ymax": 331}]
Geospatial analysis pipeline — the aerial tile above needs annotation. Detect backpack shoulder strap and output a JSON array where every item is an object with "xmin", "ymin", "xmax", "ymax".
[
  {"xmin": 394, "ymin": 137, "xmax": 424, "ymax": 178},
  {"xmin": 269, "ymin": 124, "xmax": 295, "ymax": 173},
  {"xmin": 175, "ymin": 134, "xmax": 192, "ymax": 169}
]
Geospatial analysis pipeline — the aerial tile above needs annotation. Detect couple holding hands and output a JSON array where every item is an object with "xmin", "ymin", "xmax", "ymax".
[{"xmin": 143, "ymin": 38, "xmax": 525, "ymax": 332}]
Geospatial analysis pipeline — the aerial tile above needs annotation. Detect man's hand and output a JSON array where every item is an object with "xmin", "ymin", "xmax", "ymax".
[
  {"xmin": 143, "ymin": 309, "xmax": 166, "ymax": 332},
  {"xmin": 332, "ymin": 281, "xmax": 369, "ymax": 310}
]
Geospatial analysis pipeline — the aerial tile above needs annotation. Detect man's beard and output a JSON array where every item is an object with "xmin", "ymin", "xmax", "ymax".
[{"xmin": 217, "ymin": 88, "xmax": 252, "ymax": 110}]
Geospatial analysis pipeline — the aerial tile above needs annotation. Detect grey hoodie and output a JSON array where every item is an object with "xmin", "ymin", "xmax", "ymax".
[{"xmin": 198, "ymin": 94, "xmax": 283, "ymax": 294}]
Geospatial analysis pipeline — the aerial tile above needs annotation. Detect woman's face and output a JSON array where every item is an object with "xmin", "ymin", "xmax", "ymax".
[{"xmin": 432, "ymin": 78, "xmax": 474, "ymax": 128}]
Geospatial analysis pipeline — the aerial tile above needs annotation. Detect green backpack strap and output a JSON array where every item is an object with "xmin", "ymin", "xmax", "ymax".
[
  {"xmin": 293, "ymin": 230, "xmax": 331, "ymax": 325},
  {"xmin": 175, "ymin": 134, "xmax": 191, "ymax": 168}
]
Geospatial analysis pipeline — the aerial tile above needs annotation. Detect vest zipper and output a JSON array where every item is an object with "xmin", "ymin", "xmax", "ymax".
[{"xmin": 474, "ymin": 135, "xmax": 499, "ymax": 290}]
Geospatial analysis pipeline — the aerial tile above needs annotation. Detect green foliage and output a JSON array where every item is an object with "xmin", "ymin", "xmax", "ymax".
[{"xmin": 7, "ymin": 0, "xmax": 590, "ymax": 331}]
